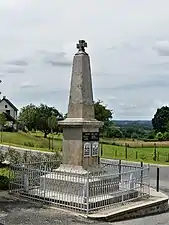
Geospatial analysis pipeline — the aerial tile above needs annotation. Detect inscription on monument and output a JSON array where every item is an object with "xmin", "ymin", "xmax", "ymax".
[
  {"xmin": 82, "ymin": 132, "xmax": 99, "ymax": 141},
  {"xmin": 92, "ymin": 142, "xmax": 99, "ymax": 156},
  {"xmin": 83, "ymin": 142, "xmax": 91, "ymax": 157},
  {"xmin": 83, "ymin": 132, "xmax": 99, "ymax": 157}
]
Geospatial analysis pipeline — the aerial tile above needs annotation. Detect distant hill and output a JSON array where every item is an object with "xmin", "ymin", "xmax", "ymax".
[{"xmin": 113, "ymin": 120, "xmax": 152, "ymax": 129}]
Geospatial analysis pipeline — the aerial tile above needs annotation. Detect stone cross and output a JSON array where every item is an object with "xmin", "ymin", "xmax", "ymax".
[{"xmin": 76, "ymin": 40, "xmax": 87, "ymax": 52}]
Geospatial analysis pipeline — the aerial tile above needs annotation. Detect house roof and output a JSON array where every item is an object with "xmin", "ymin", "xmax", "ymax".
[
  {"xmin": 3, "ymin": 112, "xmax": 16, "ymax": 122},
  {"xmin": 0, "ymin": 96, "xmax": 18, "ymax": 111}
]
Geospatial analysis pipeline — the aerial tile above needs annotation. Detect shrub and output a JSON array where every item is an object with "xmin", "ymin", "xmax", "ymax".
[
  {"xmin": 0, "ymin": 175, "xmax": 9, "ymax": 190},
  {"xmin": 163, "ymin": 132, "xmax": 169, "ymax": 141},
  {"xmin": 142, "ymin": 138, "xmax": 159, "ymax": 142},
  {"xmin": 0, "ymin": 147, "xmax": 61, "ymax": 165},
  {"xmin": 156, "ymin": 132, "xmax": 164, "ymax": 141},
  {"xmin": 0, "ymin": 167, "xmax": 10, "ymax": 190}
]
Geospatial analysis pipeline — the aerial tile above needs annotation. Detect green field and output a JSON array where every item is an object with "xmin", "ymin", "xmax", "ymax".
[
  {"xmin": 1, "ymin": 131, "xmax": 169, "ymax": 164},
  {"xmin": 0, "ymin": 131, "xmax": 62, "ymax": 151},
  {"xmin": 102, "ymin": 144, "xmax": 169, "ymax": 164}
]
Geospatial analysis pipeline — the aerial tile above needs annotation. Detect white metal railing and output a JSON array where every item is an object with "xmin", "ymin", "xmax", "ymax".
[{"xmin": 9, "ymin": 160, "xmax": 150, "ymax": 214}]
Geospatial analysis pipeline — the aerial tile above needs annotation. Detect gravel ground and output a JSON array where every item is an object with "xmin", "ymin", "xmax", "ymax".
[
  {"xmin": 1, "ymin": 193, "xmax": 169, "ymax": 225},
  {"xmin": 0, "ymin": 194, "xmax": 110, "ymax": 225}
]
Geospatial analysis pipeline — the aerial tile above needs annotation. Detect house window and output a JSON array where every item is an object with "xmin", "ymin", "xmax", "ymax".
[
  {"xmin": 6, "ymin": 110, "xmax": 10, "ymax": 115},
  {"xmin": 5, "ymin": 105, "xmax": 7, "ymax": 108}
]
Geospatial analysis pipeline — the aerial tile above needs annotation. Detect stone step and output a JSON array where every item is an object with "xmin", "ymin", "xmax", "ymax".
[{"xmin": 20, "ymin": 188, "xmax": 139, "ymax": 212}]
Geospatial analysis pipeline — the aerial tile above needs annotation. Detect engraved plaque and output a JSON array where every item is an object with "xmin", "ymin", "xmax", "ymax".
[
  {"xmin": 83, "ymin": 142, "xmax": 91, "ymax": 157},
  {"xmin": 92, "ymin": 142, "xmax": 99, "ymax": 156}
]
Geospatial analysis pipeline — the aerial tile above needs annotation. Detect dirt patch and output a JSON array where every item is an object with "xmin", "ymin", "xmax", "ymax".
[{"xmin": 0, "ymin": 192, "xmax": 108, "ymax": 225}]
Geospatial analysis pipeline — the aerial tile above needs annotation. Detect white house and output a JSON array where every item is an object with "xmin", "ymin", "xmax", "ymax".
[{"xmin": 0, "ymin": 96, "xmax": 18, "ymax": 123}]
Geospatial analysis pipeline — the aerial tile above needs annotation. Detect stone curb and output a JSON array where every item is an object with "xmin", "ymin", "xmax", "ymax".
[{"xmin": 87, "ymin": 188, "xmax": 169, "ymax": 222}]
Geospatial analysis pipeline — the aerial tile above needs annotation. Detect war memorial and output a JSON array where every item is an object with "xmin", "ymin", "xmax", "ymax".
[{"xmin": 9, "ymin": 40, "xmax": 152, "ymax": 215}]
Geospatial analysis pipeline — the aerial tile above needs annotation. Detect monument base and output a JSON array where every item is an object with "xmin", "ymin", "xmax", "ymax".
[
  {"xmin": 53, "ymin": 163, "xmax": 104, "ymax": 174},
  {"xmin": 25, "ymin": 188, "xmax": 138, "ymax": 212},
  {"xmin": 40, "ymin": 164, "xmax": 119, "ymax": 197},
  {"xmin": 20, "ymin": 164, "xmax": 139, "ymax": 212}
]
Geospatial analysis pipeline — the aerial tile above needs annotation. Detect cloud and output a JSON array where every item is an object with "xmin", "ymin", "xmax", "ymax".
[
  {"xmin": 6, "ymin": 68, "xmax": 25, "ymax": 74},
  {"xmin": 108, "ymin": 42, "xmax": 140, "ymax": 52},
  {"xmin": 6, "ymin": 60, "xmax": 28, "ymax": 66},
  {"xmin": 19, "ymin": 82, "xmax": 40, "ymax": 89},
  {"xmin": 147, "ymin": 61, "xmax": 169, "ymax": 70},
  {"xmin": 153, "ymin": 41, "xmax": 169, "ymax": 56},
  {"xmin": 39, "ymin": 51, "xmax": 72, "ymax": 67},
  {"xmin": 1, "ymin": 0, "xmax": 169, "ymax": 120},
  {"xmin": 46, "ymin": 60, "xmax": 71, "ymax": 67}
]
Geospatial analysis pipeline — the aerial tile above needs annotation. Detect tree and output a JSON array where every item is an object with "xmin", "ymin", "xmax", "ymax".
[
  {"xmin": 104, "ymin": 125, "xmax": 123, "ymax": 138},
  {"xmin": 18, "ymin": 104, "xmax": 38, "ymax": 131},
  {"xmin": 48, "ymin": 115, "xmax": 58, "ymax": 132},
  {"xmin": 152, "ymin": 106, "xmax": 169, "ymax": 133},
  {"xmin": 94, "ymin": 100, "xmax": 113, "ymax": 137},
  {"xmin": 0, "ymin": 113, "xmax": 7, "ymax": 142},
  {"xmin": 94, "ymin": 100, "xmax": 112, "ymax": 122},
  {"xmin": 36, "ymin": 104, "xmax": 63, "ymax": 138},
  {"xmin": 155, "ymin": 132, "xmax": 164, "ymax": 141},
  {"xmin": 163, "ymin": 131, "xmax": 169, "ymax": 141},
  {"xmin": 48, "ymin": 115, "xmax": 58, "ymax": 150},
  {"xmin": 19, "ymin": 104, "xmax": 63, "ymax": 138},
  {"xmin": 0, "ymin": 113, "xmax": 7, "ymax": 127}
]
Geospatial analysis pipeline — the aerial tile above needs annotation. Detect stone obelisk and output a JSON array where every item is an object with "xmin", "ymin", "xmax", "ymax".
[{"xmin": 58, "ymin": 40, "xmax": 103, "ymax": 171}]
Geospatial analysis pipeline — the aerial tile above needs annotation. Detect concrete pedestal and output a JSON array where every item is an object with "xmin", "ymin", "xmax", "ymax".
[
  {"xmin": 40, "ymin": 167, "xmax": 119, "ymax": 197},
  {"xmin": 25, "ymin": 168, "xmax": 138, "ymax": 212}
]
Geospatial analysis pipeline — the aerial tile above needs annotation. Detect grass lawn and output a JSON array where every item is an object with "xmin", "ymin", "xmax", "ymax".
[
  {"xmin": 1, "ymin": 131, "xmax": 169, "ymax": 165},
  {"xmin": 102, "ymin": 144, "xmax": 169, "ymax": 164},
  {"xmin": 0, "ymin": 131, "xmax": 62, "ymax": 151}
]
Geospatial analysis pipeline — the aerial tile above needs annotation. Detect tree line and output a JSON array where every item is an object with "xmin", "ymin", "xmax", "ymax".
[
  {"xmin": 0, "ymin": 101, "xmax": 168, "ymax": 141},
  {"xmin": 17, "ymin": 100, "xmax": 113, "ymax": 138}
]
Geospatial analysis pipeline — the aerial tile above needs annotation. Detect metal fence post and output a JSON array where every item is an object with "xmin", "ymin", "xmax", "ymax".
[
  {"xmin": 86, "ymin": 171, "xmax": 89, "ymax": 215},
  {"xmin": 125, "ymin": 143, "xmax": 128, "ymax": 159},
  {"xmin": 140, "ymin": 162, "xmax": 143, "ymax": 188},
  {"xmin": 43, "ymin": 165, "xmax": 47, "ymax": 199},
  {"xmin": 136, "ymin": 151, "xmax": 138, "ymax": 160},
  {"xmin": 118, "ymin": 160, "xmax": 122, "ymax": 182},
  {"xmin": 101, "ymin": 142, "xmax": 103, "ymax": 157},
  {"xmin": 48, "ymin": 137, "xmax": 51, "ymax": 150},
  {"xmin": 153, "ymin": 143, "xmax": 157, "ymax": 161},
  {"xmin": 148, "ymin": 165, "xmax": 151, "ymax": 196},
  {"xmin": 156, "ymin": 167, "xmax": 160, "ymax": 192},
  {"xmin": 115, "ymin": 149, "xmax": 117, "ymax": 157}
]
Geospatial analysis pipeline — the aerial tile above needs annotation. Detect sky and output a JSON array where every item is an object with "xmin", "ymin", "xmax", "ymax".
[{"xmin": 0, "ymin": 0, "xmax": 169, "ymax": 120}]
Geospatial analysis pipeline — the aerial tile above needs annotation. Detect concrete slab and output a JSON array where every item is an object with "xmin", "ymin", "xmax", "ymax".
[{"xmin": 87, "ymin": 188, "xmax": 168, "ymax": 222}]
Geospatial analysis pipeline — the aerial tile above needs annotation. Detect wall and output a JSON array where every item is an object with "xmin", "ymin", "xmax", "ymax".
[{"xmin": 0, "ymin": 100, "xmax": 17, "ymax": 119}]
